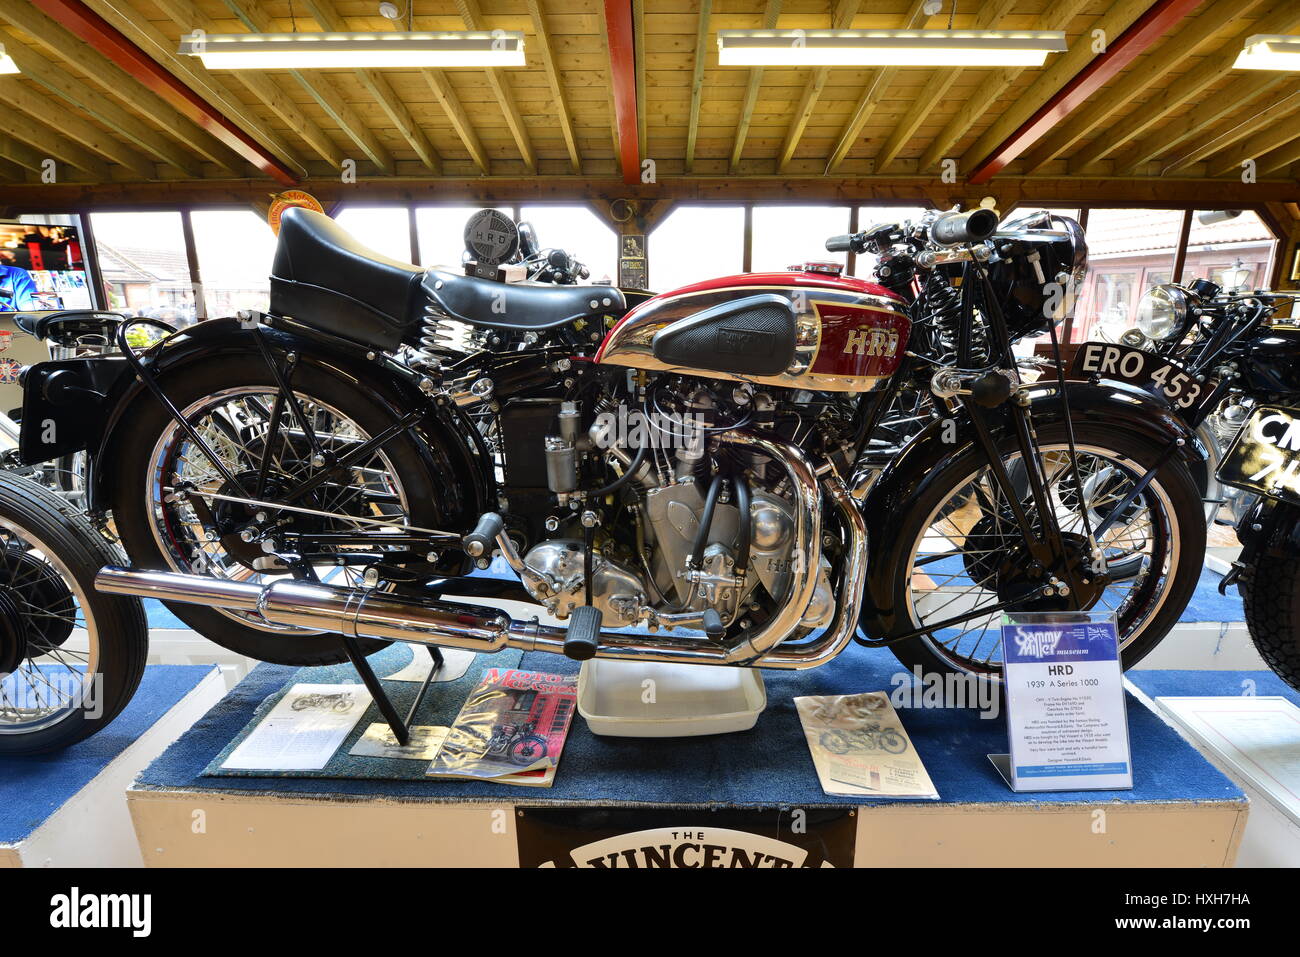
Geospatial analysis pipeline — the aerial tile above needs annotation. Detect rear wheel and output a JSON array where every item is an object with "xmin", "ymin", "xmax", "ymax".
[
  {"xmin": 108, "ymin": 357, "xmax": 462, "ymax": 666},
  {"xmin": 0, "ymin": 471, "xmax": 147, "ymax": 754},
  {"xmin": 884, "ymin": 423, "xmax": 1205, "ymax": 682},
  {"xmin": 1239, "ymin": 557, "xmax": 1300, "ymax": 693}
]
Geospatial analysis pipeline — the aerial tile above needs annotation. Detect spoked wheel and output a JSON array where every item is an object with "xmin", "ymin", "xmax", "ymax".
[
  {"xmin": 886, "ymin": 423, "xmax": 1205, "ymax": 681},
  {"xmin": 0, "ymin": 472, "xmax": 147, "ymax": 754},
  {"xmin": 109, "ymin": 360, "xmax": 461, "ymax": 666}
]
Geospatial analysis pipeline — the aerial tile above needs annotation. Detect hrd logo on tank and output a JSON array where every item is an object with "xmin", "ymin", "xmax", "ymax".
[{"xmin": 842, "ymin": 327, "xmax": 900, "ymax": 357}]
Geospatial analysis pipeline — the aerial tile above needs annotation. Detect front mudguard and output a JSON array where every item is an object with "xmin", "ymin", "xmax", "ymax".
[
  {"xmin": 25, "ymin": 317, "xmax": 491, "ymax": 518},
  {"xmin": 857, "ymin": 378, "xmax": 1208, "ymax": 636}
]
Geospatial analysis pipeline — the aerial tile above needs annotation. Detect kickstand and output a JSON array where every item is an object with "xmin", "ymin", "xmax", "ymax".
[{"xmin": 340, "ymin": 638, "xmax": 445, "ymax": 747}]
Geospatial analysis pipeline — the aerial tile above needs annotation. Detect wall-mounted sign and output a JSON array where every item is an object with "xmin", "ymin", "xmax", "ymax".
[
  {"xmin": 268, "ymin": 191, "xmax": 325, "ymax": 235},
  {"xmin": 619, "ymin": 233, "xmax": 647, "ymax": 290}
]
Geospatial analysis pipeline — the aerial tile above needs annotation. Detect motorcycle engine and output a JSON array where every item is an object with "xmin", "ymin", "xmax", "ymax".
[{"xmin": 517, "ymin": 382, "xmax": 836, "ymax": 633}]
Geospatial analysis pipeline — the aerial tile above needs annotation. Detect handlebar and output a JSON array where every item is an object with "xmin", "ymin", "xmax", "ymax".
[{"xmin": 824, "ymin": 234, "xmax": 855, "ymax": 253}]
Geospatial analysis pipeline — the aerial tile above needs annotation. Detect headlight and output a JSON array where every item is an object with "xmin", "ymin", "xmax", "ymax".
[{"xmin": 1135, "ymin": 284, "xmax": 1190, "ymax": 341}]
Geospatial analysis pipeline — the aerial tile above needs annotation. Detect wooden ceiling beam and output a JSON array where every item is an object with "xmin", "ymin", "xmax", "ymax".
[
  {"xmin": 684, "ymin": 0, "xmax": 712, "ymax": 173},
  {"xmin": 0, "ymin": 134, "xmax": 64, "ymax": 176},
  {"xmin": 12, "ymin": 176, "xmax": 1300, "ymax": 213},
  {"xmin": 27, "ymin": 0, "xmax": 296, "ymax": 183},
  {"xmin": 1020, "ymin": 0, "xmax": 1255, "ymax": 174},
  {"xmin": 604, "ymin": 0, "xmax": 639, "ymax": 184},
  {"xmin": 0, "ymin": 108, "xmax": 113, "ymax": 180},
  {"xmin": 1109, "ymin": 71, "xmax": 1288, "ymax": 174},
  {"xmin": 1069, "ymin": 0, "xmax": 1300, "ymax": 173},
  {"xmin": 527, "ymin": 0, "xmax": 580, "ymax": 173},
  {"xmin": 424, "ymin": 71, "xmax": 490, "ymax": 174},
  {"xmin": 456, "ymin": 0, "xmax": 535, "ymax": 173},
  {"xmin": 1204, "ymin": 103, "xmax": 1300, "ymax": 177},
  {"xmin": 874, "ymin": 0, "xmax": 1016, "ymax": 174},
  {"xmin": 917, "ymin": 0, "xmax": 1093, "ymax": 175},
  {"xmin": 300, "ymin": 0, "xmax": 439, "ymax": 174},
  {"xmin": 729, "ymin": 0, "xmax": 783, "ymax": 173},
  {"xmin": 964, "ymin": 0, "xmax": 1198, "ymax": 184},
  {"xmin": 1160, "ymin": 84, "xmax": 1300, "ymax": 174},
  {"xmin": 0, "ymin": 75, "xmax": 155, "ymax": 179},
  {"xmin": 220, "ymin": 0, "xmax": 394, "ymax": 175},
  {"xmin": 777, "ymin": 0, "xmax": 860, "ymax": 174},
  {"xmin": 149, "ymin": 0, "xmax": 341, "ymax": 168},
  {"xmin": 1255, "ymin": 136, "xmax": 1300, "ymax": 177}
]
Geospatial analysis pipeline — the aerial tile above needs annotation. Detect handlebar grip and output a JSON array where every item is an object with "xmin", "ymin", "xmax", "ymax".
[
  {"xmin": 930, "ymin": 208, "xmax": 999, "ymax": 246},
  {"xmin": 825, "ymin": 234, "xmax": 855, "ymax": 253},
  {"xmin": 463, "ymin": 512, "xmax": 505, "ymax": 558}
]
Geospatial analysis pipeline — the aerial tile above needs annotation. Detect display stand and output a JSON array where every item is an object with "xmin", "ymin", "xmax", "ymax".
[
  {"xmin": 0, "ymin": 665, "xmax": 223, "ymax": 868},
  {"xmin": 123, "ymin": 646, "xmax": 1250, "ymax": 868}
]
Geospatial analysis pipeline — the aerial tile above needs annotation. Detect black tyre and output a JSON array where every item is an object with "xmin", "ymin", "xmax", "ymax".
[
  {"xmin": 107, "ymin": 356, "xmax": 462, "ymax": 667},
  {"xmin": 884, "ymin": 422, "xmax": 1206, "ymax": 681},
  {"xmin": 0, "ymin": 471, "xmax": 148, "ymax": 754},
  {"xmin": 1240, "ymin": 557, "xmax": 1300, "ymax": 694}
]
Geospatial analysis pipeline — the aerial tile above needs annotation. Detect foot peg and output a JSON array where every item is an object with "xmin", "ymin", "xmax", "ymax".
[
  {"xmin": 564, "ymin": 605, "xmax": 602, "ymax": 661},
  {"xmin": 463, "ymin": 512, "xmax": 504, "ymax": 559},
  {"xmin": 702, "ymin": 608, "xmax": 726, "ymax": 641}
]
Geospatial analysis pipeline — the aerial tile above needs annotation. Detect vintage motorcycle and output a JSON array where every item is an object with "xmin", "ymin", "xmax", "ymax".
[
  {"xmin": 8, "ymin": 206, "xmax": 1209, "ymax": 751},
  {"xmin": 1071, "ymin": 278, "xmax": 1300, "ymax": 690}
]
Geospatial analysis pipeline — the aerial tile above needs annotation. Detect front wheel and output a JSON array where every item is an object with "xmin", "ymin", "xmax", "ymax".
[
  {"xmin": 1239, "ymin": 557, "xmax": 1300, "ymax": 693},
  {"xmin": 0, "ymin": 472, "xmax": 148, "ymax": 754},
  {"xmin": 883, "ymin": 422, "xmax": 1206, "ymax": 682}
]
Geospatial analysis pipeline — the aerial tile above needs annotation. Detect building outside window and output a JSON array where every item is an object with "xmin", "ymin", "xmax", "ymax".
[
  {"xmin": 88, "ymin": 211, "xmax": 195, "ymax": 323},
  {"xmin": 1071, "ymin": 208, "xmax": 1184, "ymax": 342}
]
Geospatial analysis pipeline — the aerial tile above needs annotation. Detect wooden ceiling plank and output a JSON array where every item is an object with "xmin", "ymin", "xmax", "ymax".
[
  {"xmin": 151, "ymin": 0, "xmax": 342, "ymax": 168},
  {"xmin": 1193, "ymin": 96, "xmax": 1300, "ymax": 176},
  {"xmin": 1069, "ymin": 0, "xmax": 1300, "ymax": 173},
  {"xmin": 0, "ymin": 75, "xmax": 155, "ymax": 178},
  {"xmin": 0, "ymin": 28, "xmax": 203, "ymax": 177},
  {"xmin": 729, "ymin": 0, "xmax": 783, "ymax": 174},
  {"xmin": 684, "ymin": 0, "xmax": 712, "ymax": 173},
  {"xmin": 527, "ymin": 0, "xmax": 580, "ymax": 173},
  {"xmin": 1108, "ymin": 71, "xmax": 1287, "ymax": 174},
  {"xmin": 300, "ymin": 0, "xmax": 439, "ymax": 174},
  {"xmin": 917, "ymin": 0, "xmax": 1094, "ymax": 176},
  {"xmin": 0, "ymin": 134, "xmax": 58, "ymax": 174},
  {"xmin": 0, "ymin": 107, "xmax": 113, "ymax": 179},
  {"xmin": 1020, "ymin": 0, "xmax": 1259, "ymax": 174},
  {"xmin": 1257, "ymin": 137, "xmax": 1300, "ymax": 177},
  {"xmin": 26, "ymin": 0, "xmax": 296, "ymax": 182},
  {"xmin": 424, "ymin": 70, "xmax": 491, "ymax": 173},
  {"xmin": 963, "ymin": 0, "xmax": 1195, "ymax": 183},
  {"xmin": 874, "ymin": 0, "xmax": 1016, "ymax": 173},
  {"xmin": 777, "ymin": 0, "xmax": 860, "ymax": 174},
  {"xmin": 456, "ymin": 0, "xmax": 536, "ymax": 172},
  {"xmin": 220, "ymin": 0, "xmax": 394, "ymax": 175}
]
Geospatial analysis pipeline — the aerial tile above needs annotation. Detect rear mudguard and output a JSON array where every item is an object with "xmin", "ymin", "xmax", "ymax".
[
  {"xmin": 28, "ymin": 317, "xmax": 491, "ymax": 519},
  {"xmin": 858, "ymin": 378, "xmax": 1208, "ymax": 636}
]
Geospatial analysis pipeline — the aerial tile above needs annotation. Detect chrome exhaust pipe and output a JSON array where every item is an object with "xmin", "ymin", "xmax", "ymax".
[{"xmin": 96, "ymin": 442, "xmax": 865, "ymax": 670}]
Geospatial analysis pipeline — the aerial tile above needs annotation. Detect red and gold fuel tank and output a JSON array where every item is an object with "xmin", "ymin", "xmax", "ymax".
[{"xmin": 594, "ymin": 268, "xmax": 910, "ymax": 393}]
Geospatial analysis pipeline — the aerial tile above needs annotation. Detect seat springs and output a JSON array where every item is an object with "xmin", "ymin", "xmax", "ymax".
[{"xmin": 419, "ymin": 301, "xmax": 489, "ymax": 358}]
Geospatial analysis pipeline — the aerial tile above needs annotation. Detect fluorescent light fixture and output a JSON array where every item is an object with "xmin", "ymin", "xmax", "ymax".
[
  {"xmin": 1233, "ymin": 34, "xmax": 1300, "ymax": 71},
  {"xmin": 0, "ymin": 44, "xmax": 18, "ymax": 75},
  {"xmin": 177, "ymin": 31, "xmax": 525, "ymax": 69},
  {"xmin": 716, "ymin": 29, "xmax": 1067, "ymax": 67}
]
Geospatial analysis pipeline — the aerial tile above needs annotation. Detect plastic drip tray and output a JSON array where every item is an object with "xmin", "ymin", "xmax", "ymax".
[{"xmin": 577, "ymin": 659, "xmax": 766, "ymax": 737}]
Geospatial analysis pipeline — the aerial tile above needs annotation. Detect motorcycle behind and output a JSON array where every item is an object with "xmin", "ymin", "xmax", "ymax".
[{"xmin": 9, "ymin": 206, "xmax": 1209, "ymax": 750}]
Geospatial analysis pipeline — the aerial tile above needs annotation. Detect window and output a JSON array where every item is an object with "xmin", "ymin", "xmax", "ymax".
[
  {"xmin": 647, "ymin": 206, "xmax": 745, "ymax": 292},
  {"xmin": 190, "ymin": 210, "xmax": 276, "ymax": 320},
  {"xmin": 852, "ymin": 206, "xmax": 930, "ymax": 278},
  {"xmin": 334, "ymin": 206, "xmax": 412, "ymax": 263},
  {"xmin": 1071, "ymin": 208, "xmax": 1184, "ymax": 341},
  {"xmin": 751, "ymin": 206, "xmax": 851, "ymax": 273},
  {"xmin": 88, "ymin": 211, "xmax": 194, "ymax": 324},
  {"xmin": 517, "ymin": 205, "xmax": 617, "ymax": 284},
  {"xmin": 416, "ymin": 205, "xmax": 516, "ymax": 272},
  {"xmin": 1184, "ymin": 210, "xmax": 1277, "ymax": 292}
]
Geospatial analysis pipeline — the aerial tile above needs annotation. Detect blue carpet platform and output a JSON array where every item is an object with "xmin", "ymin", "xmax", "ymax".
[
  {"xmin": 134, "ymin": 641, "xmax": 1244, "ymax": 809},
  {"xmin": 1128, "ymin": 668, "xmax": 1300, "ymax": 703},
  {"xmin": 0, "ymin": 665, "xmax": 216, "ymax": 847}
]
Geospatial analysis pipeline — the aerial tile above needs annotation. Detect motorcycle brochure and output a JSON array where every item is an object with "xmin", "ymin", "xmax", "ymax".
[
  {"xmin": 427, "ymin": 669, "xmax": 578, "ymax": 788},
  {"xmin": 221, "ymin": 683, "xmax": 373, "ymax": 772},
  {"xmin": 794, "ymin": 692, "xmax": 938, "ymax": 799}
]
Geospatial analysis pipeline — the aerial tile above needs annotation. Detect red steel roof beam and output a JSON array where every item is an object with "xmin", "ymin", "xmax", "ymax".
[
  {"xmin": 967, "ymin": 0, "xmax": 1205, "ymax": 185},
  {"xmin": 30, "ymin": 0, "xmax": 298, "ymax": 185},
  {"xmin": 604, "ymin": 0, "xmax": 641, "ymax": 186}
]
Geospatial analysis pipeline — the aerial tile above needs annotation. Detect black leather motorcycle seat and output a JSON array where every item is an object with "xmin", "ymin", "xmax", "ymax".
[
  {"xmin": 422, "ymin": 270, "xmax": 626, "ymax": 331},
  {"xmin": 269, "ymin": 206, "xmax": 425, "ymax": 350}
]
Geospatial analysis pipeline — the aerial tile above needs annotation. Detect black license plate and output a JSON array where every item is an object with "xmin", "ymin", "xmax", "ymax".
[
  {"xmin": 1216, "ymin": 405, "xmax": 1300, "ymax": 504},
  {"xmin": 1069, "ymin": 341, "xmax": 1211, "ymax": 414}
]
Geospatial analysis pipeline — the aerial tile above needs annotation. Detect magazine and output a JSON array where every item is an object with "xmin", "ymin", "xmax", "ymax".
[
  {"xmin": 794, "ymin": 692, "xmax": 939, "ymax": 799},
  {"xmin": 427, "ymin": 669, "xmax": 578, "ymax": 787}
]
